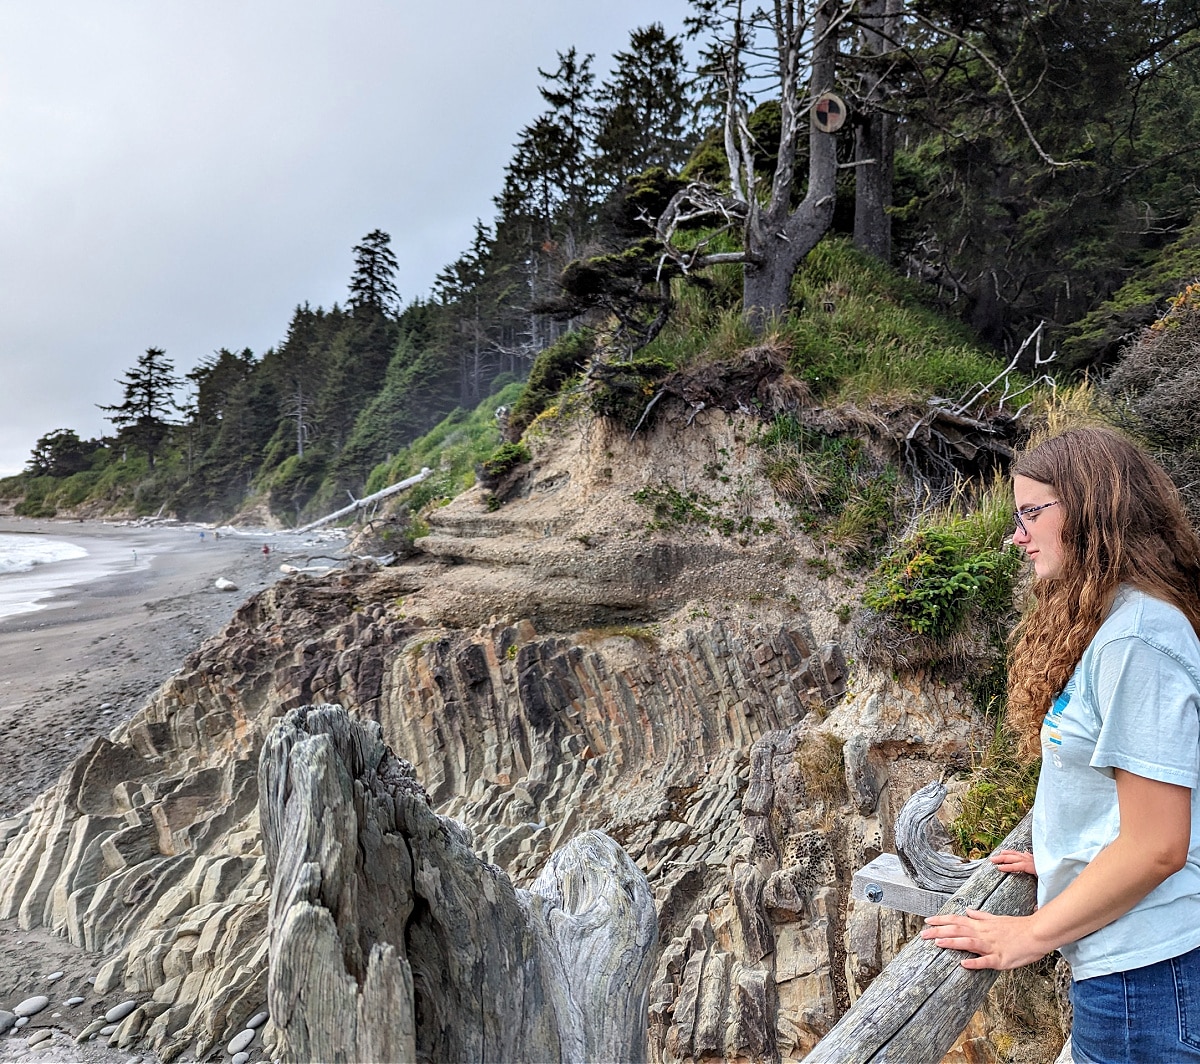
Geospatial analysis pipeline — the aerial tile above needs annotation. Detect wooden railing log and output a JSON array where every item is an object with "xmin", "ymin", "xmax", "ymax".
[{"xmin": 806, "ymin": 812, "xmax": 1034, "ymax": 1063}]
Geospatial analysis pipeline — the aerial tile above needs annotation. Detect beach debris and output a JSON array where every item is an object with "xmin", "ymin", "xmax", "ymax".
[
  {"xmin": 214, "ymin": 577, "xmax": 239, "ymax": 592},
  {"xmin": 228, "ymin": 1027, "xmax": 257, "ymax": 1053},
  {"xmin": 14, "ymin": 994, "xmax": 50, "ymax": 1017}
]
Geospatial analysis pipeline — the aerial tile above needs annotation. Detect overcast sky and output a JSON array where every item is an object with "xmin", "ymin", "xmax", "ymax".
[{"xmin": 0, "ymin": 0, "xmax": 697, "ymax": 476}]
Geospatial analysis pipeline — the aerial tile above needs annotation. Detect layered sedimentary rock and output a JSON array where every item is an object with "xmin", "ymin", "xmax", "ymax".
[{"xmin": 0, "ymin": 411, "xmax": 990, "ymax": 1061}]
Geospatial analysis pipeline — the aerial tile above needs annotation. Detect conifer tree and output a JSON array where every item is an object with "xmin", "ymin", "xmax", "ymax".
[
  {"xmin": 593, "ymin": 25, "xmax": 692, "ymax": 188},
  {"xmin": 98, "ymin": 347, "xmax": 181, "ymax": 469},
  {"xmin": 348, "ymin": 229, "xmax": 400, "ymax": 317}
]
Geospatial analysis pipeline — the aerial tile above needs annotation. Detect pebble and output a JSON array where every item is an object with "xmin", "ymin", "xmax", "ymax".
[
  {"xmin": 15, "ymin": 1016, "xmax": 29, "ymax": 1028},
  {"xmin": 99, "ymin": 702, "xmax": 113, "ymax": 710},
  {"xmin": 45, "ymin": 971, "xmax": 64, "ymax": 983},
  {"xmin": 0, "ymin": 1011, "xmax": 15, "ymax": 1034},
  {"xmin": 77, "ymin": 1018, "xmax": 107, "ymax": 1042},
  {"xmin": 64, "ymin": 996, "xmax": 86, "ymax": 1006},
  {"xmin": 26, "ymin": 1029, "xmax": 53, "ymax": 1048},
  {"xmin": 100, "ymin": 1024, "xmax": 118, "ymax": 1036},
  {"xmin": 105, "ymin": 999, "xmax": 137, "ymax": 1023},
  {"xmin": 14, "ymin": 995, "xmax": 50, "ymax": 1017},
  {"xmin": 232, "ymin": 1053, "xmax": 249, "ymax": 1064},
  {"xmin": 245, "ymin": 1010, "xmax": 269, "ymax": 1029},
  {"xmin": 228, "ymin": 1027, "xmax": 256, "ymax": 1054}
]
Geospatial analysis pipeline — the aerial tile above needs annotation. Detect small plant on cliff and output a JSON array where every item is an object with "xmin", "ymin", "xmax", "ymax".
[
  {"xmin": 505, "ymin": 330, "xmax": 594, "ymax": 440},
  {"xmin": 855, "ymin": 480, "xmax": 1022, "ymax": 682},
  {"xmin": 950, "ymin": 718, "xmax": 1039, "ymax": 860},
  {"xmin": 756, "ymin": 414, "xmax": 898, "ymax": 562},
  {"xmin": 795, "ymin": 733, "xmax": 848, "ymax": 807},
  {"xmin": 481, "ymin": 442, "xmax": 531, "ymax": 479}
]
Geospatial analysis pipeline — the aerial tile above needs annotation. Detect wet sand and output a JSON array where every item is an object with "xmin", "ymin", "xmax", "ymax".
[{"xmin": 0, "ymin": 517, "xmax": 344, "ymax": 818}]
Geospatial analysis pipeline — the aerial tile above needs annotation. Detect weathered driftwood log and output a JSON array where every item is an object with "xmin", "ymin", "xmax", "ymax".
[
  {"xmin": 807, "ymin": 812, "xmax": 1034, "ymax": 1063},
  {"xmin": 259, "ymin": 704, "xmax": 658, "ymax": 1064},
  {"xmin": 895, "ymin": 781, "xmax": 983, "ymax": 892}
]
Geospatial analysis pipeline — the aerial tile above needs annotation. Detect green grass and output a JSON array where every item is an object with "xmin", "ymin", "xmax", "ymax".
[
  {"xmin": 863, "ymin": 481, "xmax": 1021, "ymax": 639},
  {"xmin": 775, "ymin": 237, "xmax": 1017, "ymax": 403},
  {"xmin": 755, "ymin": 414, "xmax": 899, "ymax": 562},
  {"xmin": 951, "ymin": 720, "xmax": 1040, "ymax": 860}
]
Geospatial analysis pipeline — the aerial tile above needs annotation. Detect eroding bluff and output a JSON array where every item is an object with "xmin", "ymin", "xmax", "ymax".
[{"xmin": 0, "ymin": 561, "xmax": 982, "ymax": 1061}]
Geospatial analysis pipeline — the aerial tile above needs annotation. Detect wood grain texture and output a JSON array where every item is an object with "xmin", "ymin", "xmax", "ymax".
[
  {"xmin": 806, "ymin": 812, "xmax": 1034, "ymax": 1063},
  {"xmin": 260, "ymin": 704, "xmax": 657, "ymax": 1064}
]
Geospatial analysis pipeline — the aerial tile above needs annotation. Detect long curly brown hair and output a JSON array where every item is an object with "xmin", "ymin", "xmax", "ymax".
[{"xmin": 1007, "ymin": 427, "xmax": 1200, "ymax": 758}]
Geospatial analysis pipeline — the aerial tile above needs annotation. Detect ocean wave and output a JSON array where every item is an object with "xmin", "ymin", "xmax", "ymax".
[{"xmin": 0, "ymin": 533, "xmax": 89, "ymax": 575}]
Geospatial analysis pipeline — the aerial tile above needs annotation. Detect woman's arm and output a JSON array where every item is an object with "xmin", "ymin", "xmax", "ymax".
[{"xmin": 921, "ymin": 770, "xmax": 1191, "ymax": 970}]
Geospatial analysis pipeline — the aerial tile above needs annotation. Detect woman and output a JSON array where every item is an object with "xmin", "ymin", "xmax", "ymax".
[{"xmin": 922, "ymin": 427, "xmax": 1200, "ymax": 1064}]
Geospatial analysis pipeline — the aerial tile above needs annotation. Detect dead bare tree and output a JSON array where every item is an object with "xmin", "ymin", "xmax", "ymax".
[{"xmin": 661, "ymin": 0, "xmax": 847, "ymax": 331}]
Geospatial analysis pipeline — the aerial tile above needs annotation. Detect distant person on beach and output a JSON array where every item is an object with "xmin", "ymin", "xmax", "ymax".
[
  {"xmin": 923, "ymin": 428, "xmax": 1200, "ymax": 1064},
  {"xmin": 262, "ymin": 544, "xmax": 270, "ymax": 556}
]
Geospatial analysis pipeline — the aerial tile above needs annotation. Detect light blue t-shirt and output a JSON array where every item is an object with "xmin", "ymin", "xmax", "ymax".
[{"xmin": 1033, "ymin": 586, "xmax": 1200, "ymax": 980}]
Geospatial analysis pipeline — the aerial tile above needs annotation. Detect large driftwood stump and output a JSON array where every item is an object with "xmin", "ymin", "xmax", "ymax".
[
  {"xmin": 808, "ymin": 812, "xmax": 1035, "ymax": 1063},
  {"xmin": 259, "ymin": 704, "xmax": 657, "ymax": 1064}
]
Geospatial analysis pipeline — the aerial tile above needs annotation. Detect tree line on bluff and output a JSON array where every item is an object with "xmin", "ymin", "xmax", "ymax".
[{"xmin": 9, "ymin": 2, "xmax": 1200, "ymax": 524}]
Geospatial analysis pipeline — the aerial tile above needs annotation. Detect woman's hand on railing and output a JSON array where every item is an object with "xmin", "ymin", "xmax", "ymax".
[
  {"xmin": 919, "ymin": 910, "xmax": 1052, "ymax": 970},
  {"xmin": 990, "ymin": 849, "xmax": 1036, "ymax": 875}
]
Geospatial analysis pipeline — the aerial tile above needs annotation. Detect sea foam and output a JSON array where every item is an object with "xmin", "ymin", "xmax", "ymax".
[{"xmin": 0, "ymin": 533, "xmax": 88, "ymax": 575}]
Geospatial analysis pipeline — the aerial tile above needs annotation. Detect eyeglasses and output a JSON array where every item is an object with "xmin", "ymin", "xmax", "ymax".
[{"xmin": 1013, "ymin": 501, "xmax": 1059, "ymax": 536}]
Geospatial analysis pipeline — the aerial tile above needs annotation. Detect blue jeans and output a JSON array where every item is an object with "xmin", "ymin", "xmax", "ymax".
[{"xmin": 1072, "ymin": 945, "xmax": 1200, "ymax": 1063}]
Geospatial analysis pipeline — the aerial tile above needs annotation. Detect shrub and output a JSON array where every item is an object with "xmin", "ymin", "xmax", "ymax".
[
  {"xmin": 854, "ymin": 480, "xmax": 1023, "ymax": 683},
  {"xmin": 481, "ymin": 442, "xmax": 531, "ymax": 479},
  {"xmin": 507, "ymin": 330, "xmax": 594, "ymax": 440},
  {"xmin": 864, "ymin": 528, "xmax": 1022, "ymax": 640}
]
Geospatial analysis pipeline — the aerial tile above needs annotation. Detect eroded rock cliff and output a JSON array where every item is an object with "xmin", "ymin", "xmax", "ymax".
[{"xmin": 0, "ymin": 408, "xmax": 989, "ymax": 1062}]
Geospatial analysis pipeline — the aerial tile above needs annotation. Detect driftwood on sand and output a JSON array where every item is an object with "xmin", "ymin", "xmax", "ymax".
[
  {"xmin": 292, "ymin": 468, "xmax": 431, "ymax": 534},
  {"xmin": 808, "ymin": 811, "xmax": 1035, "ymax": 1063},
  {"xmin": 259, "ymin": 704, "xmax": 658, "ymax": 1063}
]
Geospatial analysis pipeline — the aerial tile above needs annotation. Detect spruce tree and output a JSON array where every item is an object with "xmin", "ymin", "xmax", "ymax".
[
  {"xmin": 98, "ymin": 347, "xmax": 182, "ymax": 469},
  {"xmin": 348, "ymin": 229, "xmax": 400, "ymax": 317}
]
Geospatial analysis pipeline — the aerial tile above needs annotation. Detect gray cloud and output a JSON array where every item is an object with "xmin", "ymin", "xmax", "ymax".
[{"xmin": 0, "ymin": 0, "xmax": 695, "ymax": 475}]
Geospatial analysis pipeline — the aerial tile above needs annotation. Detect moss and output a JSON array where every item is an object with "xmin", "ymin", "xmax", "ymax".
[
  {"xmin": 507, "ymin": 330, "xmax": 594, "ymax": 440},
  {"xmin": 589, "ymin": 351, "xmax": 676, "ymax": 428}
]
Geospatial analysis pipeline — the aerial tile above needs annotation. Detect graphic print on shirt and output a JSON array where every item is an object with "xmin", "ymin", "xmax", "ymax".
[{"xmin": 1041, "ymin": 678, "xmax": 1073, "ymax": 769}]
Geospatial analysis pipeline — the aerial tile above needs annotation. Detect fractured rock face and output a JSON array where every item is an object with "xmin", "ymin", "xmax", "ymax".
[{"xmin": 0, "ymin": 410, "xmax": 992, "ymax": 1061}]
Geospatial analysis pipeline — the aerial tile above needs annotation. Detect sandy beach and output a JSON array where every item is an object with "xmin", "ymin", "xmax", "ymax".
[
  {"xmin": 0, "ymin": 517, "xmax": 346, "ymax": 819},
  {"xmin": 0, "ymin": 517, "xmax": 355, "ymax": 1061}
]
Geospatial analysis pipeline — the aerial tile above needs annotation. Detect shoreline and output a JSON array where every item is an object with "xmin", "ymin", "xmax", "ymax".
[{"xmin": 0, "ymin": 517, "xmax": 346, "ymax": 818}]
